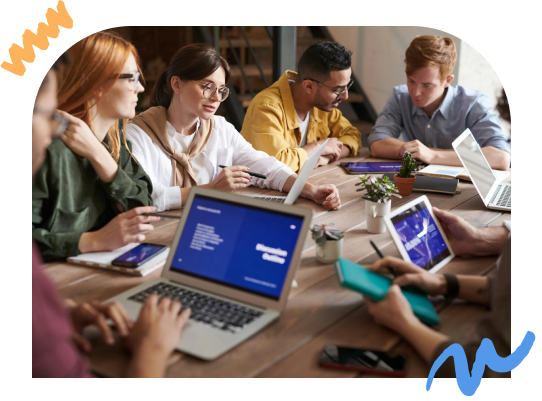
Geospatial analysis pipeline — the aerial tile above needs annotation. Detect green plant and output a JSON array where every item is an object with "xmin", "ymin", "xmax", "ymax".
[
  {"xmin": 310, "ymin": 223, "xmax": 344, "ymax": 246},
  {"xmin": 399, "ymin": 151, "xmax": 417, "ymax": 178},
  {"xmin": 356, "ymin": 175, "xmax": 401, "ymax": 203}
]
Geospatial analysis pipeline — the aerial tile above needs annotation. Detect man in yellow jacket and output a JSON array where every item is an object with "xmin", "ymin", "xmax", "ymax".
[{"xmin": 241, "ymin": 41, "xmax": 361, "ymax": 173}]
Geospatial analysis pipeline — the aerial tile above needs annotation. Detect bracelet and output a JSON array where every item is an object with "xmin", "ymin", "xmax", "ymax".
[{"xmin": 443, "ymin": 274, "xmax": 460, "ymax": 301}]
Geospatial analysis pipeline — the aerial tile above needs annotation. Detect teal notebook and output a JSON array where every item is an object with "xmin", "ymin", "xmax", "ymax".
[{"xmin": 334, "ymin": 258, "xmax": 440, "ymax": 326}]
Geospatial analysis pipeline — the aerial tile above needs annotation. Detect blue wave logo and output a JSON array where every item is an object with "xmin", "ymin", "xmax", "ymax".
[{"xmin": 427, "ymin": 331, "xmax": 535, "ymax": 396}]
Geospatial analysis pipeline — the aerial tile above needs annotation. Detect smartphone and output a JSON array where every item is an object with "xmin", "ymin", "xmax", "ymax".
[
  {"xmin": 111, "ymin": 243, "xmax": 167, "ymax": 268},
  {"xmin": 319, "ymin": 345, "xmax": 407, "ymax": 377}
]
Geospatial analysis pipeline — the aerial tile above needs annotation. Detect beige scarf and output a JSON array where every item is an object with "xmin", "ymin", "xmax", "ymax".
[{"xmin": 131, "ymin": 106, "xmax": 213, "ymax": 187}]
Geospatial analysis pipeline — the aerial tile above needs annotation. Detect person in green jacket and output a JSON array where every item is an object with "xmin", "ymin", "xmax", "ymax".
[{"xmin": 32, "ymin": 32, "xmax": 158, "ymax": 261}]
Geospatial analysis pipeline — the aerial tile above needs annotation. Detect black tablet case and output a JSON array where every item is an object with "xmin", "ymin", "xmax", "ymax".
[{"xmin": 383, "ymin": 173, "xmax": 459, "ymax": 195}]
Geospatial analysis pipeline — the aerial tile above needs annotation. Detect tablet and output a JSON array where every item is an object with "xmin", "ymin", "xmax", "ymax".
[
  {"xmin": 340, "ymin": 162, "xmax": 403, "ymax": 174},
  {"xmin": 384, "ymin": 196, "xmax": 454, "ymax": 273}
]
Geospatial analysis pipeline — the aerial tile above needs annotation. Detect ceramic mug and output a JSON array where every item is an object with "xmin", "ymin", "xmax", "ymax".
[
  {"xmin": 316, "ymin": 238, "xmax": 344, "ymax": 264},
  {"xmin": 365, "ymin": 200, "xmax": 391, "ymax": 234}
]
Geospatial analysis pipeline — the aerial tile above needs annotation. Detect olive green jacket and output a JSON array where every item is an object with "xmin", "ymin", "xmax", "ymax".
[{"xmin": 32, "ymin": 137, "xmax": 153, "ymax": 261}]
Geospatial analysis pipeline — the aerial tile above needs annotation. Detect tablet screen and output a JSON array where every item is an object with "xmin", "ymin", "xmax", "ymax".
[
  {"xmin": 343, "ymin": 162, "xmax": 402, "ymax": 173},
  {"xmin": 390, "ymin": 202, "xmax": 451, "ymax": 270}
]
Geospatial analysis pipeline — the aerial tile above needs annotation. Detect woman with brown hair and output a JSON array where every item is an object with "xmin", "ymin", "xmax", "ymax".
[
  {"xmin": 32, "ymin": 32, "xmax": 159, "ymax": 261},
  {"xmin": 126, "ymin": 43, "xmax": 341, "ymax": 211}
]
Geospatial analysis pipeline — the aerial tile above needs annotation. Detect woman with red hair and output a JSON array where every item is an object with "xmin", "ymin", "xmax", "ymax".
[{"xmin": 32, "ymin": 32, "xmax": 158, "ymax": 261}]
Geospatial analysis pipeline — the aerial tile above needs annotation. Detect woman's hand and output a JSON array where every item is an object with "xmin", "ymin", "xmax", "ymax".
[
  {"xmin": 207, "ymin": 165, "xmax": 252, "ymax": 191},
  {"xmin": 127, "ymin": 295, "xmax": 191, "ymax": 361},
  {"xmin": 69, "ymin": 300, "xmax": 133, "ymax": 352},
  {"xmin": 56, "ymin": 110, "xmax": 104, "ymax": 160},
  {"xmin": 311, "ymin": 184, "xmax": 341, "ymax": 210},
  {"xmin": 78, "ymin": 206, "xmax": 160, "ymax": 253},
  {"xmin": 366, "ymin": 256, "xmax": 447, "ymax": 296}
]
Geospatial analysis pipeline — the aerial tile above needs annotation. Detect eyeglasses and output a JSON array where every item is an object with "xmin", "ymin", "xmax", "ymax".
[
  {"xmin": 192, "ymin": 80, "xmax": 230, "ymax": 102},
  {"xmin": 33, "ymin": 105, "xmax": 69, "ymax": 137},
  {"xmin": 119, "ymin": 72, "xmax": 141, "ymax": 91},
  {"xmin": 306, "ymin": 78, "xmax": 354, "ymax": 101}
]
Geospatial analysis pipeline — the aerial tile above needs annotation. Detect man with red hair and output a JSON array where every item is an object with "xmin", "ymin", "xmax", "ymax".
[{"xmin": 368, "ymin": 36, "xmax": 510, "ymax": 170}]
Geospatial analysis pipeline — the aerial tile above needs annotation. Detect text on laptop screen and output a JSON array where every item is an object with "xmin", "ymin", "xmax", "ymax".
[
  {"xmin": 170, "ymin": 195, "xmax": 304, "ymax": 300},
  {"xmin": 345, "ymin": 162, "xmax": 402, "ymax": 172},
  {"xmin": 390, "ymin": 202, "xmax": 450, "ymax": 270},
  {"xmin": 455, "ymin": 133, "xmax": 496, "ymax": 199}
]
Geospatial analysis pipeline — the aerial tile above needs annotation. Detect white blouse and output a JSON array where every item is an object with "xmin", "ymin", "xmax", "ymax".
[{"xmin": 126, "ymin": 116, "xmax": 295, "ymax": 211}]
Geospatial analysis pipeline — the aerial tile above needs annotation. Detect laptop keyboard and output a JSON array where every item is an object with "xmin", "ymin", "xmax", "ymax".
[
  {"xmin": 253, "ymin": 196, "xmax": 286, "ymax": 203},
  {"xmin": 129, "ymin": 283, "xmax": 263, "ymax": 334},
  {"xmin": 493, "ymin": 185, "xmax": 511, "ymax": 208}
]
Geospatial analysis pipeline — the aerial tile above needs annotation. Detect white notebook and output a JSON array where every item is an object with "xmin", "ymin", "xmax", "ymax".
[
  {"xmin": 67, "ymin": 243, "xmax": 169, "ymax": 277},
  {"xmin": 418, "ymin": 164, "xmax": 510, "ymax": 182}
]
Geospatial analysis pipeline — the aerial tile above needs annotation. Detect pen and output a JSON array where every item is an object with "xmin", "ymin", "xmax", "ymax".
[
  {"xmin": 218, "ymin": 165, "xmax": 267, "ymax": 180},
  {"xmin": 370, "ymin": 240, "xmax": 398, "ymax": 277},
  {"xmin": 143, "ymin": 213, "xmax": 181, "ymax": 220}
]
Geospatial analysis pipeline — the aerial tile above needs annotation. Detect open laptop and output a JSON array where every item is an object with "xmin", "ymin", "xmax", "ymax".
[
  {"xmin": 247, "ymin": 139, "xmax": 329, "ymax": 204},
  {"xmin": 107, "ymin": 187, "xmax": 313, "ymax": 360},
  {"xmin": 452, "ymin": 129, "xmax": 511, "ymax": 211}
]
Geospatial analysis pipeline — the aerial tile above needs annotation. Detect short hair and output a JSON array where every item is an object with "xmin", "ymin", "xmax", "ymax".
[
  {"xmin": 405, "ymin": 36, "xmax": 457, "ymax": 82},
  {"xmin": 298, "ymin": 41, "xmax": 352, "ymax": 81}
]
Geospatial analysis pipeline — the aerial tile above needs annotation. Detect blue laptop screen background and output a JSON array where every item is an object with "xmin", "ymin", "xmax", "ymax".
[
  {"xmin": 170, "ymin": 195, "xmax": 304, "ymax": 300},
  {"xmin": 390, "ymin": 203, "xmax": 450, "ymax": 270},
  {"xmin": 345, "ymin": 162, "xmax": 402, "ymax": 172}
]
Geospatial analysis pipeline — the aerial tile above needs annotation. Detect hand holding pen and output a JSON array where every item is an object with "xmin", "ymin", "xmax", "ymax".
[{"xmin": 368, "ymin": 241, "xmax": 448, "ymax": 296}]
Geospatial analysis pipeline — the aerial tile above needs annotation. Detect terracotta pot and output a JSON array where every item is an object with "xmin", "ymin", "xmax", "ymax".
[{"xmin": 394, "ymin": 174, "xmax": 416, "ymax": 196}]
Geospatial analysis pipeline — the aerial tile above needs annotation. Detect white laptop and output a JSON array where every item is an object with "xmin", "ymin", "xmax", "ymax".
[
  {"xmin": 452, "ymin": 129, "xmax": 511, "ymax": 211},
  {"xmin": 248, "ymin": 139, "xmax": 329, "ymax": 204},
  {"xmin": 108, "ymin": 187, "xmax": 313, "ymax": 360}
]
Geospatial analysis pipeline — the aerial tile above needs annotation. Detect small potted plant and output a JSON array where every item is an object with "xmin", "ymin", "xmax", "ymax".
[
  {"xmin": 310, "ymin": 224, "xmax": 344, "ymax": 264},
  {"xmin": 356, "ymin": 175, "xmax": 401, "ymax": 234},
  {"xmin": 394, "ymin": 151, "xmax": 417, "ymax": 195}
]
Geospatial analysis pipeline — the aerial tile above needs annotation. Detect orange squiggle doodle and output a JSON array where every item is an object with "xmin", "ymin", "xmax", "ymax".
[{"xmin": 1, "ymin": 1, "xmax": 73, "ymax": 76}]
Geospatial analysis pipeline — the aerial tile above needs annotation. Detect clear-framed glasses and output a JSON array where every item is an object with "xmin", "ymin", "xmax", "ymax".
[
  {"xmin": 33, "ymin": 105, "xmax": 69, "ymax": 137},
  {"xmin": 119, "ymin": 72, "xmax": 141, "ymax": 91},
  {"xmin": 306, "ymin": 78, "xmax": 354, "ymax": 101},
  {"xmin": 191, "ymin": 80, "xmax": 230, "ymax": 102}
]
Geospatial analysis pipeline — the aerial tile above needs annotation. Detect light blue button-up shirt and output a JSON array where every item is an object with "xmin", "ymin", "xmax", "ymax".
[{"xmin": 367, "ymin": 85, "xmax": 511, "ymax": 154}]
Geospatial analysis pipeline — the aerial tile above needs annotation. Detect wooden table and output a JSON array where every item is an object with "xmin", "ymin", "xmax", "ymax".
[{"xmin": 44, "ymin": 149, "xmax": 511, "ymax": 378}]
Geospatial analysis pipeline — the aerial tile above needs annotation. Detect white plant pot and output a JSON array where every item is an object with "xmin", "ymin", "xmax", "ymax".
[
  {"xmin": 316, "ymin": 238, "xmax": 344, "ymax": 264},
  {"xmin": 365, "ymin": 200, "xmax": 391, "ymax": 234}
]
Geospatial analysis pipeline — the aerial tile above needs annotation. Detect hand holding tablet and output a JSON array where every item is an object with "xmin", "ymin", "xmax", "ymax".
[{"xmin": 384, "ymin": 196, "xmax": 455, "ymax": 273}]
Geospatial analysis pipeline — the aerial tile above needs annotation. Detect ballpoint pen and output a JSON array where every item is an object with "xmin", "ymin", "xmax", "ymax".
[
  {"xmin": 370, "ymin": 239, "xmax": 398, "ymax": 277},
  {"xmin": 218, "ymin": 165, "xmax": 267, "ymax": 180}
]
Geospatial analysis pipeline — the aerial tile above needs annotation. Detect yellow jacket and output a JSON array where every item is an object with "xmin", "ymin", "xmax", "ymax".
[{"xmin": 240, "ymin": 70, "xmax": 361, "ymax": 173}]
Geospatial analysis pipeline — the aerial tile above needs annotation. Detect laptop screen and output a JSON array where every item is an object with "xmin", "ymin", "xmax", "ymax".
[
  {"xmin": 169, "ymin": 194, "xmax": 305, "ymax": 300},
  {"xmin": 455, "ymin": 132, "xmax": 496, "ymax": 199}
]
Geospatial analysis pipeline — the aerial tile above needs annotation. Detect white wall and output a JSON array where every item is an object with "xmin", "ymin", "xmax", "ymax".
[{"xmin": 327, "ymin": 26, "xmax": 504, "ymax": 121}]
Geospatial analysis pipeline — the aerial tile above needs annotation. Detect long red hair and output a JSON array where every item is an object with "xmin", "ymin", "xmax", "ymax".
[{"xmin": 57, "ymin": 31, "xmax": 141, "ymax": 162}]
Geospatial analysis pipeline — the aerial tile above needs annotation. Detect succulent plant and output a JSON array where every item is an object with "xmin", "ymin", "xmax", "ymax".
[
  {"xmin": 399, "ymin": 151, "xmax": 417, "ymax": 178},
  {"xmin": 310, "ymin": 223, "xmax": 344, "ymax": 246},
  {"xmin": 356, "ymin": 174, "xmax": 401, "ymax": 203}
]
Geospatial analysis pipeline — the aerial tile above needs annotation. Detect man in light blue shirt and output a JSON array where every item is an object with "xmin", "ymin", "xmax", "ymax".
[{"xmin": 368, "ymin": 36, "xmax": 510, "ymax": 170}]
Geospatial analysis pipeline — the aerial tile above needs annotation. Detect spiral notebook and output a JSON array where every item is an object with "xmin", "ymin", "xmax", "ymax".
[{"xmin": 67, "ymin": 243, "xmax": 169, "ymax": 277}]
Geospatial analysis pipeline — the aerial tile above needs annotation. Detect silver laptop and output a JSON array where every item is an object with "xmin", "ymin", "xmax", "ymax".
[
  {"xmin": 108, "ymin": 187, "xmax": 313, "ymax": 360},
  {"xmin": 248, "ymin": 139, "xmax": 329, "ymax": 204},
  {"xmin": 452, "ymin": 129, "xmax": 511, "ymax": 211}
]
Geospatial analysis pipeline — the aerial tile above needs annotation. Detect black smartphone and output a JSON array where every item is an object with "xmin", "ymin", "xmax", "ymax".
[
  {"xmin": 111, "ymin": 243, "xmax": 167, "ymax": 268},
  {"xmin": 319, "ymin": 345, "xmax": 407, "ymax": 377}
]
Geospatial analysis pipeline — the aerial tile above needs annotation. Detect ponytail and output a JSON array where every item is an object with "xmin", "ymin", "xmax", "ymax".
[{"xmin": 150, "ymin": 70, "xmax": 172, "ymax": 108}]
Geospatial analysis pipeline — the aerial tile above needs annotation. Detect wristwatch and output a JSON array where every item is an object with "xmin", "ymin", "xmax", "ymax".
[{"xmin": 443, "ymin": 274, "xmax": 459, "ymax": 301}]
